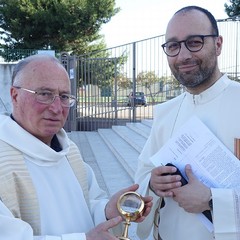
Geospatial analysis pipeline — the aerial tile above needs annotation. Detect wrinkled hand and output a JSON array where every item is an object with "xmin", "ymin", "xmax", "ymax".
[
  {"xmin": 86, "ymin": 216, "xmax": 122, "ymax": 240},
  {"xmin": 172, "ymin": 164, "xmax": 211, "ymax": 213},
  {"xmin": 105, "ymin": 184, "xmax": 153, "ymax": 222},
  {"xmin": 149, "ymin": 165, "xmax": 182, "ymax": 197}
]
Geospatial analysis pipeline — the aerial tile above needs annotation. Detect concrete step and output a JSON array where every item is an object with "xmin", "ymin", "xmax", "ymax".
[
  {"xmin": 67, "ymin": 131, "xmax": 109, "ymax": 194},
  {"xmin": 69, "ymin": 131, "xmax": 133, "ymax": 196},
  {"xmin": 141, "ymin": 119, "xmax": 153, "ymax": 127},
  {"xmin": 69, "ymin": 121, "xmax": 153, "ymax": 191},
  {"xmin": 85, "ymin": 132, "xmax": 134, "ymax": 195},
  {"xmin": 98, "ymin": 128, "xmax": 140, "ymax": 179},
  {"xmin": 112, "ymin": 125, "xmax": 146, "ymax": 153},
  {"xmin": 126, "ymin": 122, "xmax": 151, "ymax": 138}
]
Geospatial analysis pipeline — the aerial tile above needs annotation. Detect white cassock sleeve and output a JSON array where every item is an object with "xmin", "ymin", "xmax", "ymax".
[
  {"xmin": 0, "ymin": 200, "xmax": 33, "ymax": 240},
  {"xmin": 0, "ymin": 202, "xmax": 87, "ymax": 240}
]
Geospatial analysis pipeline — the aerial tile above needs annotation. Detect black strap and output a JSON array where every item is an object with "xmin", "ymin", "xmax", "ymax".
[{"xmin": 202, "ymin": 210, "xmax": 213, "ymax": 222}]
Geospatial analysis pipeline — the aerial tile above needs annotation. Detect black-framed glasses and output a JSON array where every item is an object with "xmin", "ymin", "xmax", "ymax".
[
  {"xmin": 14, "ymin": 86, "xmax": 76, "ymax": 107},
  {"xmin": 161, "ymin": 34, "xmax": 218, "ymax": 57}
]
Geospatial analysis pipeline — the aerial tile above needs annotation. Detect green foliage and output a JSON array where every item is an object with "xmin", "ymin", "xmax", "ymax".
[
  {"xmin": 0, "ymin": 48, "xmax": 38, "ymax": 62},
  {"xmin": 137, "ymin": 71, "xmax": 161, "ymax": 103},
  {"xmin": 224, "ymin": 0, "xmax": 240, "ymax": 17},
  {"xmin": 137, "ymin": 71, "xmax": 160, "ymax": 88},
  {"xmin": 0, "ymin": 0, "xmax": 119, "ymax": 54},
  {"xmin": 77, "ymin": 50, "xmax": 128, "ymax": 90},
  {"xmin": 116, "ymin": 73, "xmax": 132, "ymax": 89}
]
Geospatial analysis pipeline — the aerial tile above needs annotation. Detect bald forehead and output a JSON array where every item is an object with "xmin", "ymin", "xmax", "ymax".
[
  {"xmin": 166, "ymin": 10, "xmax": 212, "ymax": 39},
  {"xmin": 24, "ymin": 57, "xmax": 64, "ymax": 72},
  {"xmin": 13, "ymin": 56, "xmax": 70, "ymax": 91},
  {"xmin": 16, "ymin": 56, "xmax": 67, "ymax": 78},
  {"xmin": 23, "ymin": 56, "xmax": 66, "ymax": 75},
  {"xmin": 13, "ymin": 55, "xmax": 67, "ymax": 83}
]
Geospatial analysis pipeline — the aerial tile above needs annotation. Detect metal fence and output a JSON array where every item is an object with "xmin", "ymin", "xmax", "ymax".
[
  {"xmin": 0, "ymin": 18, "xmax": 239, "ymax": 131},
  {"xmin": 61, "ymin": 38, "xmax": 178, "ymax": 131},
  {"xmin": 61, "ymin": 17, "xmax": 240, "ymax": 131}
]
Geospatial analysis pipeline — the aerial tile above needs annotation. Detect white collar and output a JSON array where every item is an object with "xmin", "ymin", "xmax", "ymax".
[
  {"xmin": 185, "ymin": 73, "xmax": 230, "ymax": 105},
  {"xmin": 0, "ymin": 114, "xmax": 70, "ymax": 164}
]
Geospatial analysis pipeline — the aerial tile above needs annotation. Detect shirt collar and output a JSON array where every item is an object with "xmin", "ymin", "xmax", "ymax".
[
  {"xmin": 10, "ymin": 114, "xmax": 62, "ymax": 152},
  {"xmin": 185, "ymin": 73, "xmax": 230, "ymax": 104}
]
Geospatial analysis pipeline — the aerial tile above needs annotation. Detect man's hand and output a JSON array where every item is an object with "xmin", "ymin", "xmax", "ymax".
[
  {"xmin": 105, "ymin": 184, "xmax": 153, "ymax": 222},
  {"xmin": 149, "ymin": 165, "xmax": 183, "ymax": 197},
  {"xmin": 86, "ymin": 216, "xmax": 122, "ymax": 240},
  {"xmin": 172, "ymin": 164, "xmax": 211, "ymax": 213}
]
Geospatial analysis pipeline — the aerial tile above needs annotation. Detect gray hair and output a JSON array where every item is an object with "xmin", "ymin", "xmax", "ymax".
[{"xmin": 12, "ymin": 54, "xmax": 63, "ymax": 86}]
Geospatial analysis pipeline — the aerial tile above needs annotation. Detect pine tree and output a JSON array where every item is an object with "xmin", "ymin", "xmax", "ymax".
[
  {"xmin": 224, "ymin": 0, "xmax": 240, "ymax": 17},
  {"xmin": 0, "ymin": 0, "xmax": 119, "ymax": 54}
]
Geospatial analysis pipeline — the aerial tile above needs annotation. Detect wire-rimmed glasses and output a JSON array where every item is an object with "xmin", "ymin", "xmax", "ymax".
[
  {"xmin": 161, "ymin": 34, "xmax": 218, "ymax": 57},
  {"xmin": 14, "ymin": 86, "xmax": 76, "ymax": 107}
]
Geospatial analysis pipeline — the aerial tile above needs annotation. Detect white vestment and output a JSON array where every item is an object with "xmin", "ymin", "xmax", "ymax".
[
  {"xmin": 0, "ymin": 113, "xmax": 109, "ymax": 240},
  {"xmin": 135, "ymin": 74, "xmax": 240, "ymax": 240}
]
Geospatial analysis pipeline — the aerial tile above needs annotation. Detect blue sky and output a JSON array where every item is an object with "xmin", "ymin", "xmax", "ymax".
[{"xmin": 100, "ymin": 0, "xmax": 229, "ymax": 48}]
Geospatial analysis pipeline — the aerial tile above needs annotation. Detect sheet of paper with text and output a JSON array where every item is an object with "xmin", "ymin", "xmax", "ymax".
[{"xmin": 150, "ymin": 116, "xmax": 240, "ymax": 188}]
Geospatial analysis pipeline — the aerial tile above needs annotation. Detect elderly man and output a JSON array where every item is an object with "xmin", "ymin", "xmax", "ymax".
[{"xmin": 0, "ymin": 54, "xmax": 152, "ymax": 240}]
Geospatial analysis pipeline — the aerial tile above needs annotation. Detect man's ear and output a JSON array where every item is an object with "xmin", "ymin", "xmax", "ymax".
[
  {"xmin": 10, "ymin": 87, "xmax": 18, "ymax": 103},
  {"xmin": 215, "ymin": 35, "xmax": 223, "ymax": 56}
]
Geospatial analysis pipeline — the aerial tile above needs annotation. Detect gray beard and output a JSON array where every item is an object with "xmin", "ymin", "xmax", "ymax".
[{"xmin": 171, "ymin": 63, "xmax": 217, "ymax": 88}]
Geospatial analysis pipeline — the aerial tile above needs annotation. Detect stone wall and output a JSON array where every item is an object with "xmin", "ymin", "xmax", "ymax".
[{"xmin": 0, "ymin": 63, "xmax": 16, "ymax": 113}]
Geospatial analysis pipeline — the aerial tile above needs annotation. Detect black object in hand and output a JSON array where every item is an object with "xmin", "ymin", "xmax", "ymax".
[
  {"xmin": 163, "ymin": 163, "xmax": 212, "ymax": 223},
  {"xmin": 163, "ymin": 163, "xmax": 188, "ymax": 185}
]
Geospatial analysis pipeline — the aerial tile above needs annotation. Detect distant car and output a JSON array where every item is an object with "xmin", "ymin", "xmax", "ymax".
[{"xmin": 127, "ymin": 92, "xmax": 147, "ymax": 106}]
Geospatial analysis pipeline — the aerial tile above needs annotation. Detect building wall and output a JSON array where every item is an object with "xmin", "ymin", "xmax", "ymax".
[{"xmin": 0, "ymin": 63, "xmax": 16, "ymax": 113}]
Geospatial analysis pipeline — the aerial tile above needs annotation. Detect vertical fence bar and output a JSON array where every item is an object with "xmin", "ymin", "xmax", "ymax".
[
  {"xmin": 113, "ymin": 57, "xmax": 118, "ymax": 124},
  {"xmin": 235, "ymin": 21, "xmax": 239, "ymax": 80},
  {"xmin": 132, "ymin": 42, "xmax": 136, "ymax": 122}
]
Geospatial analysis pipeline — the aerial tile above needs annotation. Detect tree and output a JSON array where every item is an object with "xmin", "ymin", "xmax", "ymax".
[
  {"xmin": 116, "ymin": 73, "xmax": 132, "ymax": 89},
  {"xmin": 77, "ymin": 51, "xmax": 128, "ymax": 92},
  {"xmin": 224, "ymin": 0, "xmax": 240, "ymax": 17},
  {"xmin": 137, "ymin": 71, "xmax": 160, "ymax": 103},
  {"xmin": 0, "ymin": 0, "xmax": 119, "ymax": 54}
]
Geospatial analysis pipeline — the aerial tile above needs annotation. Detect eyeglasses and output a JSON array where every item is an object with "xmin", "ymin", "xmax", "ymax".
[
  {"xmin": 14, "ymin": 86, "xmax": 76, "ymax": 107},
  {"xmin": 161, "ymin": 34, "xmax": 218, "ymax": 57}
]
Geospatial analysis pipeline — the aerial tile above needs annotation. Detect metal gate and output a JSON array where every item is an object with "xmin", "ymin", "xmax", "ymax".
[{"xmin": 60, "ymin": 39, "xmax": 178, "ymax": 131}]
